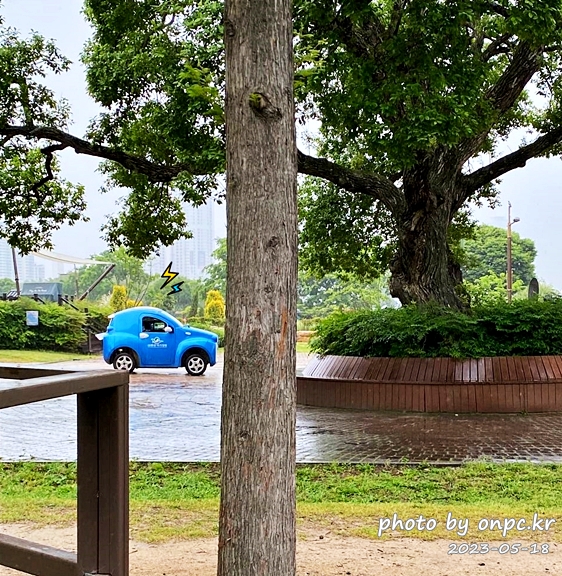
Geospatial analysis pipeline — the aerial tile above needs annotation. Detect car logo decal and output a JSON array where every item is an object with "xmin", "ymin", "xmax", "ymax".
[{"xmin": 148, "ymin": 336, "xmax": 168, "ymax": 348}]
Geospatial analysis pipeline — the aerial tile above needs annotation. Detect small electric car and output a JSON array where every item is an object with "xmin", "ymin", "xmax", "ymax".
[{"xmin": 97, "ymin": 306, "xmax": 218, "ymax": 375}]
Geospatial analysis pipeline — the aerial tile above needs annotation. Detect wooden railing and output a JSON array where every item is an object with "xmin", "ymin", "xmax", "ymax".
[
  {"xmin": 297, "ymin": 355, "xmax": 562, "ymax": 413},
  {"xmin": 0, "ymin": 365, "xmax": 129, "ymax": 576}
]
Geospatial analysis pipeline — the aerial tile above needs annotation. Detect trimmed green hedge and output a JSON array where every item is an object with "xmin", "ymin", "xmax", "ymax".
[
  {"xmin": 186, "ymin": 315, "xmax": 225, "ymax": 327},
  {"xmin": 188, "ymin": 322, "xmax": 225, "ymax": 348},
  {"xmin": 0, "ymin": 298, "xmax": 86, "ymax": 352},
  {"xmin": 311, "ymin": 300, "xmax": 562, "ymax": 358},
  {"xmin": 72, "ymin": 301, "xmax": 112, "ymax": 332}
]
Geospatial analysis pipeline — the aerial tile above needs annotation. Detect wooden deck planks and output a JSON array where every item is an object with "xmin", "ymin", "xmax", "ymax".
[
  {"xmin": 549, "ymin": 355, "xmax": 562, "ymax": 410},
  {"xmin": 297, "ymin": 355, "xmax": 562, "ymax": 413},
  {"xmin": 543, "ymin": 357, "xmax": 558, "ymax": 410}
]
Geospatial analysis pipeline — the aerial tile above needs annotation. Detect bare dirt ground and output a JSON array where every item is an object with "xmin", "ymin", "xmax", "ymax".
[{"xmin": 0, "ymin": 524, "xmax": 560, "ymax": 575}]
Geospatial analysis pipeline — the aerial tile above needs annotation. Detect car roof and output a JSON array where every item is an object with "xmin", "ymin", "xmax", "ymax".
[{"xmin": 112, "ymin": 307, "xmax": 180, "ymax": 323}]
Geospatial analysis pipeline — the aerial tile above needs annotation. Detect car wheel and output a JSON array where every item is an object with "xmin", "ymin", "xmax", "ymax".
[
  {"xmin": 185, "ymin": 353, "xmax": 207, "ymax": 376},
  {"xmin": 113, "ymin": 351, "xmax": 136, "ymax": 373}
]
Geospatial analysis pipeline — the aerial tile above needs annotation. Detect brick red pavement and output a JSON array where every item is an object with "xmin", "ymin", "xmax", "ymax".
[{"xmin": 1, "ymin": 355, "xmax": 562, "ymax": 464}]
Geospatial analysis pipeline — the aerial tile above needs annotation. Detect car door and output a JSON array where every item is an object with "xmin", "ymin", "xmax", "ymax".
[{"xmin": 137, "ymin": 315, "xmax": 176, "ymax": 366}]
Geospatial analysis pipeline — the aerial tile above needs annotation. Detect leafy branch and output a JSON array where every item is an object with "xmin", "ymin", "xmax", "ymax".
[
  {"xmin": 0, "ymin": 125, "xmax": 201, "ymax": 183},
  {"xmin": 30, "ymin": 142, "xmax": 66, "ymax": 194},
  {"xmin": 463, "ymin": 125, "xmax": 562, "ymax": 193},
  {"xmin": 1, "ymin": 123, "xmax": 406, "ymax": 215}
]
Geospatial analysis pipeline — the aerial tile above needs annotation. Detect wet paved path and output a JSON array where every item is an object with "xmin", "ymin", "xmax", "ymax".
[{"xmin": 1, "ymin": 355, "xmax": 562, "ymax": 464}]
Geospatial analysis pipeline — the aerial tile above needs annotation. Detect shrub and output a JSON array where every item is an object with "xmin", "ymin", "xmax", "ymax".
[
  {"xmin": 0, "ymin": 299, "xmax": 36, "ymax": 349},
  {"xmin": 33, "ymin": 303, "xmax": 85, "ymax": 350},
  {"xmin": 109, "ymin": 285, "xmax": 128, "ymax": 312},
  {"xmin": 0, "ymin": 299, "xmax": 86, "ymax": 352},
  {"xmin": 73, "ymin": 301, "xmax": 113, "ymax": 332},
  {"xmin": 188, "ymin": 321, "xmax": 225, "ymax": 348},
  {"xmin": 186, "ymin": 315, "xmax": 225, "ymax": 327},
  {"xmin": 204, "ymin": 290, "xmax": 225, "ymax": 323},
  {"xmin": 311, "ymin": 299, "xmax": 562, "ymax": 358}
]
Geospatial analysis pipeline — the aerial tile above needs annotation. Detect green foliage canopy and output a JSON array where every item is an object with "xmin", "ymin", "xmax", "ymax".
[
  {"xmin": 298, "ymin": 272, "xmax": 397, "ymax": 318},
  {"xmin": 202, "ymin": 237, "xmax": 227, "ymax": 295},
  {"xmin": 461, "ymin": 224, "xmax": 536, "ymax": 284},
  {"xmin": 58, "ymin": 247, "xmax": 150, "ymax": 300},
  {"xmin": 0, "ymin": 15, "xmax": 87, "ymax": 252},
  {"xmin": 0, "ymin": 277, "xmax": 15, "ymax": 294},
  {"xmin": 463, "ymin": 271, "xmax": 525, "ymax": 306},
  {"xmin": 2, "ymin": 1, "xmax": 562, "ymax": 304},
  {"xmin": 80, "ymin": 0, "xmax": 224, "ymax": 256}
]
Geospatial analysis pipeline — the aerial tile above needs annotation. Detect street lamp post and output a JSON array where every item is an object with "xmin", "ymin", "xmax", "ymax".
[{"xmin": 507, "ymin": 202, "xmax": 520, "ymax": 303}]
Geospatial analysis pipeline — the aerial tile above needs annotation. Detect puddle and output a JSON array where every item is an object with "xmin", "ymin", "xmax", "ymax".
[{"xmin": 1, "ymin": 379, "xmax": 562, "ymax": 463}]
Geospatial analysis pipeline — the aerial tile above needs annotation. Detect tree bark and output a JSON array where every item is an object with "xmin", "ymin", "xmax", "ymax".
[
  {"xmin": 218, "ymin": 0, "xmax": 297, "ymax": 574},
  {"xmin": 389, "ymin": 161, "xmax": 464, "ymax": 308},
  {"xmin": 390, "ymin": 210, "xmax": 463, "ymax": 307}
]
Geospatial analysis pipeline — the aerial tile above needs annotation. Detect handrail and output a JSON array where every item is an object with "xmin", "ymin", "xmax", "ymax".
[{"xmin": 0, "ymin": 365, "xmax": 129, "ymax": 576}]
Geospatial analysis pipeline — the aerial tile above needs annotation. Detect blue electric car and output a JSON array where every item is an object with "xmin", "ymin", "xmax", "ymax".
[{"xmin": 97, "ymin": 306, "xmax": 218, "ymax": 375}]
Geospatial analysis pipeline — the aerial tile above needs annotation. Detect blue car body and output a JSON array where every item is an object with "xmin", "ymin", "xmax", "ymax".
[{"xmin": 99, "ymin": 306, "xmax": 218, "ymax": 373}]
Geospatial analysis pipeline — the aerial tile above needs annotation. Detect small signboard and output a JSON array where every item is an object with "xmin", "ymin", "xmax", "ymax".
[
  {"xmin": 26, "ymin": 311, "xmax": 39, "ymax": 326},
  {"xmin": 21, "ymin": 283, "xmax": 63, "ymax": 302}
]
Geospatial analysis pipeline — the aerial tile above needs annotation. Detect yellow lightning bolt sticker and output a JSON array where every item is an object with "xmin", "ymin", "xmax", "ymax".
[{"xmin": 161, "ymin": 262, "xmax": 179, "ymax": 289}]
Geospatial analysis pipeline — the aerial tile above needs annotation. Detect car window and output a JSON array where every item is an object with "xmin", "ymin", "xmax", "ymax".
[{"xmin": 142, "ymin": 316, "xmax": 169, "ymax": 333}]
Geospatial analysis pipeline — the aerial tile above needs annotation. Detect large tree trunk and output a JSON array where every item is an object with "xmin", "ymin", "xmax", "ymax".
[
  {"xmin": 218, "ymin": 0, "xmax": 297, "ymax": 573},
  {"xmin": 389, "ymin": 210, "xmax": 463, "ymax": 307},
  {"xmin": 389, "ymin": 161, "xmax": 465, "ymax": 308}
]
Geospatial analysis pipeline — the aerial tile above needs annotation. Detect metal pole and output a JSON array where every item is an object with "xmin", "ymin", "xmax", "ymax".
[
  {"xmin": 11, "ymin": 247, "xmax": 20, "ymax": 297},
  {"xmin": 507, "ymin": 202, "xmax": 512, "ymax": 303},
  {"xmin": 78, "ymin": 264, "xmax": 115, "ymax": 301},
  {"xmin": 74, "ymin": 265, "xmax": 80, "ymax": 297}
]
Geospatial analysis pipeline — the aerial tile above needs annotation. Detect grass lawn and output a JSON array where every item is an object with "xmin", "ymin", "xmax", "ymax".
[
  {"xmin": 296, "ymin": 341, "xmax": 311, "ymax": 354},
  {"xmin": 1, "ymin": 462, "xmax": 560, "ymax": 543},
  {"xmin": 0, "ymin": 347, "xmax": 309, "ymax": 362},
  {"xmin": 0, "ymin": 350, "xmax": 93, "ymax": 364}
]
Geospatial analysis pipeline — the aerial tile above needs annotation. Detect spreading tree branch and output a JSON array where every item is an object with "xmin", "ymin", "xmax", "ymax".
[
  {"xmin": 486, "ymin": 42, "xmax": 542, "ymax": 114},
  {"xmin": 388, "ymin": 0, "xmax": 409, "ymax": 39},
  {"xmin": 307, "ymin": 1, "xmax": 399, "ymax": 63},
  {"xmin": 486, "ymin": 1, "xmax": 510, "ymax": 18},
  {"xmin": 456, "ymin": 41, "xmax": 543, "ymax": 165},
  {"xmin": 30, "ymin": 142, "xmax": 66, "ymax": 193},
  {"xmin": 0, "ymin": 134, "xmax": 14, "ymax": 147},
  {"xmin": 297, "ymin": 150, "xmax": 404, "ymax": 214},
  {"xmin": 0, "ymin": 125, "xmax": 201, "ymax": 182},
  {"xmin": 482, "ymin": 33, "xmax": 514, "ymax": 61},
  {"xmin": 462, "ymin": 126, "xmax": 562, "ymax": 193},
  {"xmin": 1, "ymin": 124, "xmax": 404, "ymax": 216}
]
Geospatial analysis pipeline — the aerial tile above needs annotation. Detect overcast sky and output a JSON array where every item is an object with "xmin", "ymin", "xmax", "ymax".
[{"xmin": 5, "ymin": 1, "xmax": 562, "ymax": 289}]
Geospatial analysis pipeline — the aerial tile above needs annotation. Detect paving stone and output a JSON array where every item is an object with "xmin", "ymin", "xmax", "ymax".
[{"xmin": 1, "ymin": 356, "xmax": 562, "ymax": 464}]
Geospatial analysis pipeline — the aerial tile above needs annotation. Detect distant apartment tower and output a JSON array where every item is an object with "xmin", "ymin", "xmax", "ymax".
[
  {"xmin": 0, "ymin": 239, "xmax": 45, "ymax": 283},
  {"xmin": 146, "ymin": 202, "xmax": 215, "ymax": 280}
]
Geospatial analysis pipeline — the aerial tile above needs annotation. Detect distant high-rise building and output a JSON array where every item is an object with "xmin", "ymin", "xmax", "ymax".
[
  {"xmin": 35, "ymin": 264, "xmax": 46, "ymax": 282},
  {"xmin": 145, "ymin": 203, "xmax": 215, "ymax": 280},
  {"xmin": 0, "ymin": 241, "xmax": 13, "ymax": 280},
  {"xmin": 56, "ymin": 262, "xmax": 66, "ymax": 278},
  {"xmin": 0, "ymin": 240, "xmax": 45, "ymax": 283}
]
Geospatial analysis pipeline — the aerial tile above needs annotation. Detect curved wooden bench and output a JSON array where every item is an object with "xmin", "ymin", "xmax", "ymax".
[{"xmin": 296, "ymin": 355, "xmax": 562, "ymax": 413}]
